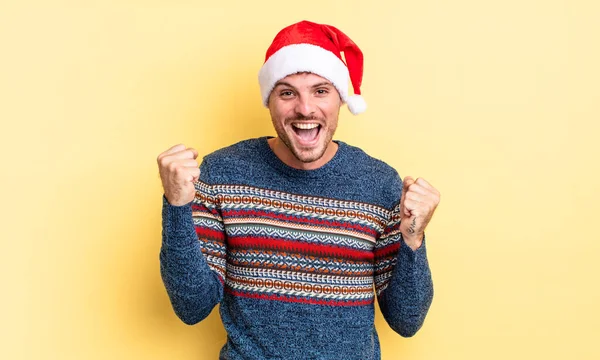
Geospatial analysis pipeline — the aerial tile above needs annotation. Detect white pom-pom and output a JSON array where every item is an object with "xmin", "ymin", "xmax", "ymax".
[{"xmin": 346, "ymin": 94, "xmax": 367, "ymax": 115}]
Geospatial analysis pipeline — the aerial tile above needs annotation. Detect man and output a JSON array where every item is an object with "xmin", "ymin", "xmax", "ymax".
[{"xmin": 157, "ymin": 20, "xmax": 440, "ymax": 359}]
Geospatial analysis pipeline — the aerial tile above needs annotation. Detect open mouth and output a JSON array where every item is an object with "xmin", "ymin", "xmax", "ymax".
[{"xmin": 291, "ymin": 123, "xmax": 321, "ymax": 145}]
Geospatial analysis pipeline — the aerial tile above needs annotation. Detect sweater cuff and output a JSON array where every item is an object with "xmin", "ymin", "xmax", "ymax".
[
  {"xmin": 162, "ymin": 194, "xmax": 195, "ymax": 247},
  {"xmin": 399, "ymin": 232, "xmax": 428, "ymax": 263}
]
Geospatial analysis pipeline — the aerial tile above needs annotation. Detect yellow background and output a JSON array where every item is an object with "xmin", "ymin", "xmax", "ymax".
[{"xmin": 2, "ymin": 1, "xmax": 599, "ymax": 359}]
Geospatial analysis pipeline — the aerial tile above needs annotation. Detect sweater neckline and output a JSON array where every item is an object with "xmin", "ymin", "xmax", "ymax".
[{"xmin": 258, "ymin": 136, "xmax": 346, "ymax": 178}]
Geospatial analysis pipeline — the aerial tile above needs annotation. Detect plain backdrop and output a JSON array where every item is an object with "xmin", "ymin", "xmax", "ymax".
[{"xmin": 1, "ymin": 1, "xmax": 599, "ymax": 359}]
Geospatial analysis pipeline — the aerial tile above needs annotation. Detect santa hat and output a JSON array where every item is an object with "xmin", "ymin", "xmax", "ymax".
[{"xmin": 258, "ymin": 20, "xmax": 367, "ymax": 115}]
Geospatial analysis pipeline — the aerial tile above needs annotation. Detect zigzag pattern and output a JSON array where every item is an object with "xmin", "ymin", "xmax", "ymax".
[
  {"xmin": 204, "ymin": 254, "xmax": 226, "ymax": 281},
  {"xmin": 222, "ymin": 202, "xmax": 385, "ymax": 232},
  {"xmin": 209, "ymin": 183, "xmax": 391, "ymax": 218},
  {"xmin": 376, "ymin": 232, "xmax": 403, "ymax": 248},
  {"xmin": 191, "ymin": 179, "xmax": 404, "ymax": 305},
  {"xmin": 227, "ymin": 264, "xmax": 373, "ymax": 285},
  {"xmin": 225, "ymin": 217, "xmax": 377, "ymax": 243},
  {"xmin": 225, "ymin": 224, "xmax": 374, "ymax": 250},
  {"xmin": 192, "ymin": 217, "xmax": 225, "ymax": 231},
  {"xmin": 228, "ymin": 251, "xmax": 372, "ymax": 276}
]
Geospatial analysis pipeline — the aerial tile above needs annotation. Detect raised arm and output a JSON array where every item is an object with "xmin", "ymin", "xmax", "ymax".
[
  {"xmin": 374, "ymin": 173, "xmax": 439, "ymax": 337},
  {"xmin": 157, "ymin": 145, "xmax": 226, "ymax": 325}
]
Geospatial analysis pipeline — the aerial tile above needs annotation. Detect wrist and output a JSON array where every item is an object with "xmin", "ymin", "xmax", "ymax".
[
  {"xmin": 164, "ymin": 192, "xmax": 191, "ymax": 207},
  {"xmin": 402, "ymin": 232, "xmax": 424, "ymax": 250}
]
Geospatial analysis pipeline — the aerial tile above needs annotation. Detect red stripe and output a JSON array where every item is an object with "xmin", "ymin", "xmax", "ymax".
[
  {"xmin": 216, "ymin": 274, "xmax": 225, "ymax": 285},
  {"xmin": 191, "ymin": 204, "xmax": 220, "ymax": 217},
  {"xmin": 222, "ymin": 209, "xmax": 378, "ymax": 236},
  {"xmin": 228, "ymin": 236, "xmax": 374, "ymax": 261},
  {"xmin": 373, "ymin": 242, "xmax": 401, "ymax": 258},
  {"xmin": 191, "ymin": 204, "xmax": 211, "ymax": 212},
  {"xmin": 195, "ymin": 227, "xmax": 226, "ymax": 241},
  {"xmin": 225, "ymin": 288, "xmax": 374, "ymax": 306},
  {"xmin": 383, "ymin": 222, "xmax": 401, "ymax": 234},
  {"xmin": 191, "ymin": 204, "xmax": 205, "ymax": 211}
]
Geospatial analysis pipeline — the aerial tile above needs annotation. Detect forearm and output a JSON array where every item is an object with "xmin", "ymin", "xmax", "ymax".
[
  {"xmin": 379, "ymin": 234, "xmax": 434, "ymax": 337},
  {"xmin": 159, "ymin": 195, "xmax": 223, "ymax": 325}
]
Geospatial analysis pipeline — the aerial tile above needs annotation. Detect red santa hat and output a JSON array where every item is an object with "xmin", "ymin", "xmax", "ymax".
[{"xmin": 258, "ymin": 20, "xmax": 367, "ymax": 115}]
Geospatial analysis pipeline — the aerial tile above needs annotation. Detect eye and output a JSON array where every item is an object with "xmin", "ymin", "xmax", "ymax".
[
  {"xmin": 280, "ymin": 90, "xmax": 294, "ymax": 97},
  {"xmin": 316, "ymin": 88, "xmax": 329, "ymax": 95}
]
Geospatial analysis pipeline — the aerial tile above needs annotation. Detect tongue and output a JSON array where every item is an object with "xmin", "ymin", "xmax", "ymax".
[{"xmin": 296, "ymin": 127, "xmax": 318, "ymax": 142}]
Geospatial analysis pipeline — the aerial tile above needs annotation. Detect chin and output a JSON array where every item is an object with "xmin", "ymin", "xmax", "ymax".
[
  {"xmin": 275, "ymin": 124, "xmax": 333, "ymax": 166},
  {"xmin": 292, "ymin": 144, "xmax": 327, "ymax": 163}
]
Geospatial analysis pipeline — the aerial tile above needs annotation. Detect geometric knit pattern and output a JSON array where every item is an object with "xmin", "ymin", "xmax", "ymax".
[
  {"xmin": 160, "ymin": 136, "xmax": 434, "ymax": 360},
  {"xmin": 192, "ymin": 181, "xmax": 400, "ymax": 306}
]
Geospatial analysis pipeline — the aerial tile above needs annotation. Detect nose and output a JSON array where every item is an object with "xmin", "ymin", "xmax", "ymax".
[{"xmin": 294, "ymin": 94, "xmax": 316, "ymax": 117}]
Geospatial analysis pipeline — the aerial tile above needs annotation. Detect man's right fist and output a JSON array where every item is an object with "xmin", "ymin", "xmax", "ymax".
[{"xmin": 157, "ymin": 144, "xmax": 200, "ymax": 206}]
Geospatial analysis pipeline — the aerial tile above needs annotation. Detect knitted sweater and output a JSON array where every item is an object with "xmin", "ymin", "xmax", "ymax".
[{"xmin": 160, "ymin": 136, "xmax": 434, "ymax": 360}]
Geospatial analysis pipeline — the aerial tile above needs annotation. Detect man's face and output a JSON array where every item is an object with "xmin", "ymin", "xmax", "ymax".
[{"xmin": 268, "ymin": 72, "xmax": 342, "ymax": 164}]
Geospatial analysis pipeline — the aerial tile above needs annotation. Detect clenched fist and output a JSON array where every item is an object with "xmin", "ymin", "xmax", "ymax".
[
  {"xmin": 399, "ymin": 176, "xmax": 441, "ymax": 251},
  {"xmin": 157, "ymin": 144, "xmax": 200, "ymax": 206}
]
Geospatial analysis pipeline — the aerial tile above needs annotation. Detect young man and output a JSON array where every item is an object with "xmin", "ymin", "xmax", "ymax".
[{"xmin": 157, "ymin": 20, "xmax": 440, "ymax": 360}]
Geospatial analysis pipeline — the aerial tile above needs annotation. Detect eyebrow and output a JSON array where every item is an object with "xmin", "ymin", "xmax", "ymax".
[
  {"xmin": 273, "ymin": 81, "xmax": 333, "ymax": 90},
  {"xmin": 310, "ymin": 82, "xmax": 333, "ymax": 89}
]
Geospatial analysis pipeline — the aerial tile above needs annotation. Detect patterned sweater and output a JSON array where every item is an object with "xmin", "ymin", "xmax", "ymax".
[{"xmin": 160, "ymin": 136, "xmax": 434, "ymax": 360}]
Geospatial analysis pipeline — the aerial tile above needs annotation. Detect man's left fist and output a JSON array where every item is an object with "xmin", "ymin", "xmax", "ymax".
[{"xmin": 398, "ymin": 176, "xmax": 441, "ymax": 250}]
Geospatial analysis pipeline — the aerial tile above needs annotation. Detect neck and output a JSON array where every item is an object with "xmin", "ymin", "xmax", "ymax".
[{"xmin": 268, "ymin": 137, "xmax": 338, "ymax": 170}]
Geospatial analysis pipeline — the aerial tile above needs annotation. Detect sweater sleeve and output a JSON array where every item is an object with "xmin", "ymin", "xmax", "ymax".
[
  {"xmin": 374, "ymin": 174, "xmax": 434, "ymax": 337},
  {"xmin": 159, "ymin": 158, "xmax": 227, "ymax": 325}
]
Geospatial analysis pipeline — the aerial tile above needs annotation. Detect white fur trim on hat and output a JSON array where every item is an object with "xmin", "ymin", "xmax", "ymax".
[{"xmin": 258, "ymin": 43, "xmax": 350, "ymax": 106}]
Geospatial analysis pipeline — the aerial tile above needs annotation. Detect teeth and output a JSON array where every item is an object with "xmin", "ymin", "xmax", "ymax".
[{"xmin": 292, "ymin": 123, "xmax": 320, "ymax": 130}]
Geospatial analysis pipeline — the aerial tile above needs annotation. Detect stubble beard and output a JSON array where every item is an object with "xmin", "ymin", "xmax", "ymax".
[{"xmin": 274, "ymin": 116, "xmax": 337, "ymax": 164}]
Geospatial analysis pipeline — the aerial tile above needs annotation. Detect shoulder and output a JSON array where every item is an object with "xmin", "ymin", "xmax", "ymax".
[
  {"xmin": 204, "ymin": 137, "xmax": 262, "ymax": 163},
  {"xmin": 341, "ymin": 141, "xmax": 399, "ymax": 178},
  {"xmin": 199, "ymin": 137, "xmax": 265, "ymax": 183},
  {"xmin": 338, "ymin": 141, "xmax": 403, "ymax": 209}
]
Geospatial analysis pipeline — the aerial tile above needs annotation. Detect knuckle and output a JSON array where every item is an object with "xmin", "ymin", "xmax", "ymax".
[
  {"xmin": 157, "ymin": 154, "xmax": 167, "ymax": 166},
  {"xmin": 168, "ymin": 162, "xmax": 179, "ymax": 173},
  {"xmin": 173, "ymin": 165, "xmax": 185, "ymax": 175}
]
